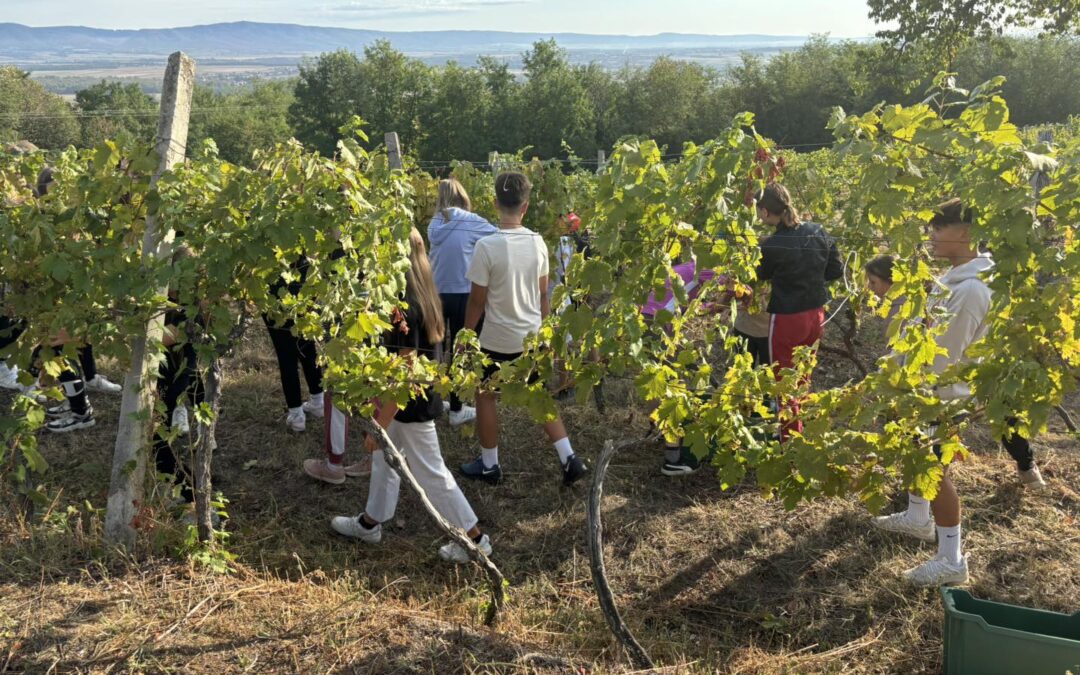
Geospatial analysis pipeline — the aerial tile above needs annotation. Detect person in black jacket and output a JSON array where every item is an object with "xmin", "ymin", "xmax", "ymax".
[{"xmin": 755, "ymin": 183, "xmax": 844, "ymax": 439}]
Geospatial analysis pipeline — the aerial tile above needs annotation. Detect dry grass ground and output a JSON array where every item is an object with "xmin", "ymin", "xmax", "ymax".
[{"xmin": 2, "ymin": 321, "xmax": 1078, "ymax": 673}]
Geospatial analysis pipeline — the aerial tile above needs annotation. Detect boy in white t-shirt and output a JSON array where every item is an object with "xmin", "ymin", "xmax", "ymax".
[{"xmin": 459, "ymin": 172, "xmax": 587, "ymax": 486}]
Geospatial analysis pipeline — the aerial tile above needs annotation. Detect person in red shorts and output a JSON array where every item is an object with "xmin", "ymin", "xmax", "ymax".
[{"xmin": 754, "ymin": 183, "xmax": 844, "ymax": 440}]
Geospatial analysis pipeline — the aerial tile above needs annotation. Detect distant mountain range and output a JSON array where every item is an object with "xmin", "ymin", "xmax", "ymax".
[{"xmin": 0, "ymin": 21, "xmax": 815, "ymax": 63}]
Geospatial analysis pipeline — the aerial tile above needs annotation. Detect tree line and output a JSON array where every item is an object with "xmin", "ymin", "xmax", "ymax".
[{"xmin": 2, "ymin": 35, "xmax": 1079, "ymax": 165}]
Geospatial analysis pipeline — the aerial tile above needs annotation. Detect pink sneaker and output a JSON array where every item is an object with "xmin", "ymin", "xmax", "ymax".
[
  {"xmin": 303, "ymin": 458, "xmax": 346, "ymax": 485},
  {"xmin": 344, "ymin": 454, "xmax": 372, "ymax": 477}
]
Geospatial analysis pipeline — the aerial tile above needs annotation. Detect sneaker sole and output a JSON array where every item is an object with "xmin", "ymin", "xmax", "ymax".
[
  {"xmin": 660, "ymin": 466, "xmax": 698, "ymax": 477},
  {"xmin": 871, "ymin": 520, "xmax": 936, "ymax": 542},
  {"xmin": 343, "ymin": 468, "xmax": 371, "ymax": 478},
  {"xmin": 305, "ymin": 470, "xmax": 346, "ymax": 485},
  {"xmin": 461, "ymin": 472, "xmax": 501, "ymax": 485},
  {"xmin": 47, "ymin": 419, "xmax": 96, "ymax": 433}
]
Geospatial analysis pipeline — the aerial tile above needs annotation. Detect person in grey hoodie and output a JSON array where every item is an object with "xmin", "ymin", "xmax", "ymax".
[
  {"xmin": 427, "ymin": 178, "xmax": 497, "ymax": 427},
  {"xmin": 870, "ymin": 199, "xmax": 1046, "ymax": 587}
]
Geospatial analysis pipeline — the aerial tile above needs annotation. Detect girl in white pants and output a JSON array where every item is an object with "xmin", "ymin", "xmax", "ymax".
[{"xmin": 330, "ymin": 228, "xmax": 492, "ymax": 563}]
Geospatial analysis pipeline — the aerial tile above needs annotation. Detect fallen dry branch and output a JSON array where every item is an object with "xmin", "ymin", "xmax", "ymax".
[
  {"xmin": 359, "ymin": 417, "xmax": 507, "ymax": 626},
  {"xmin": 587, "ymin": 438, "xmax": 654, "ymax": 670}
]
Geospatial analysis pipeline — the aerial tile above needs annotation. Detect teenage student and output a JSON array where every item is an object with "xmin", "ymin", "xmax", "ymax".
[
  {"xmin": 755, "ymin": 183, "xmax": 844, "ymax": 439},
  {"xmin": 264, "ymin": 256, "xmax": 325, "ymax": 432},
  {"xmin": 871, "ymin": 199, "xmax": 1006, "ymax": 585},
  {"xmin": 427, "ymin": 178, "xmax": 497, "ymax": 427},
  {"xmin": 330, "ymin": 228, "xmax": 492, "ymax": 562},
  {"xmin": 458, "ymin": 172, "xmax": 587, "ymax": 486},
  {"xmin": 638, "ymin": 258, "xmax": 720, "ymax": 476}
]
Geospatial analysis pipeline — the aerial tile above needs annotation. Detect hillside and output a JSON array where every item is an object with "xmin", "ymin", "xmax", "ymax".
[{"xmin": 0, "ymin": 21, "xmax": 812, "ymax": 62}]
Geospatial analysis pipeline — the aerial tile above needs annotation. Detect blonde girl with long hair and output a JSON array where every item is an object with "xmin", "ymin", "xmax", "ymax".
[
  {"xmin": 329, "ymin": 228, "xmax": 492, "ymax": 562},
  {"xmin": 427, "ymin": 177, "xmax": 497, "ymax": 426}
]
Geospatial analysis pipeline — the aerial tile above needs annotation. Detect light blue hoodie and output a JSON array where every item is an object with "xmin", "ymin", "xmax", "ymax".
[{"xmin": 428, "ymin": 206, "xmax": 498, "ymax": 294}]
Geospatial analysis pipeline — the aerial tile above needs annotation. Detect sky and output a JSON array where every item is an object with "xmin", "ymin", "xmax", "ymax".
[{"xmin": 6, "ymin": 0, "xmax": 880, "ymax": 36}]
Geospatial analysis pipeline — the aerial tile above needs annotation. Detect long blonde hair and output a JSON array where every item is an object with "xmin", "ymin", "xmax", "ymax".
[
  {"xmin": 406, "ymin": 227, "xmax": 445, "ymax": 345},
  {"xmin": 435, "ymin": 178, "xmax": 471, "ymax": 220}
]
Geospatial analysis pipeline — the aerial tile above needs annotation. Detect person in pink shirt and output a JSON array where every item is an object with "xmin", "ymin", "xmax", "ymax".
[{"xmin": 640, "ymin": 259, "xmax": 725, "ymax": 475}]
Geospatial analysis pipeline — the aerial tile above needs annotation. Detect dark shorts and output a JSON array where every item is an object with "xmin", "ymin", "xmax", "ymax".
[{"xmin": 481, "ymin": 348, "xmax": 541, "ymax": 387}]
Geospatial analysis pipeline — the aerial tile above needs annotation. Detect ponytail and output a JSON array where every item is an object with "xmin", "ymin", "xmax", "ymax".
[{"xmin": 756, "ymin": 183, "xmax": 800, "ymax": 228}]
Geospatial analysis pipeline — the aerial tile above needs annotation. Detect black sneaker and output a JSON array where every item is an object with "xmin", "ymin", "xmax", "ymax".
[
  {"xmin": 460, "ymin": 456, "xmax": 502, "ymax": 485},
  {"xmin": 661, "ymin": 446, "xmax": 700, "ymax": 476},
  {"xmin": 45, "ymin": 400, "xmax": 77, "ymax": 418},
  {"xmin": 46, "ymin": 410, "xmax": 96, "ymax": 433},
  {"xmin": 561, "ymin": 454, "xmax": 588, "ymax": 486}
]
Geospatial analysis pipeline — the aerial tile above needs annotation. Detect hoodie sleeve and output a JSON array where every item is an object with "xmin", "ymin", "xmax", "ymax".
[
  {"xmin": 427, "ymin": 211, "xmax": 449, "ymax": 246},
  {"xmin": 932, "ymin": 280, "xmax": 990, "ymax": 397},
  {"xmin": 756, "ymin": 236, "xmax": 776, "ymax": 282}
]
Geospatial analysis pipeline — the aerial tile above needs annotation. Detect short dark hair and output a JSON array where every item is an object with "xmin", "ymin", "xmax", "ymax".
[
  {"xmin": 494, "ymin": 172, "xmax": 531, "ymax": 211},
  {"xmin": 929, "ymin": 198, "xmax": 973, "ymax": 228},
  {"xmin": 34, "ymin": 167, "xmax": 54, "ymax": 198},
  {"xmin": 864, "ymin": 255, "xmax": 895, "ymax": 283}
]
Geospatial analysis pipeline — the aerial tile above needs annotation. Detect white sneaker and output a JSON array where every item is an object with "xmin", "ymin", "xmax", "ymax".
[
  {"xmin": 331, "ymin": 515, "xmax": 382, "ymax": 544},
  {"xmin": 17, "ymin": 381, "xmax": 45, "ymax": 403},
  {"xmin": 1018, "ymin": 466, "xmax": 1048, "ymax": 491},
  {"xmin": 871, "ymin": 512, "xmax": 936, "ymax": 542},
  {"xmin": 0, "ymin": 363, "xmax": 20, "ymax": 390},
  {"xmin": 286, "ymin": 408, "xmax": 306, "ymax": 432},
  {"xmin": 85, "ymin": 374, "xmax": 122, "ymax": 393},
  {"xmin": 438, "ymin": 534, "xmax": 493, "ymax": 563},
  {"xmin": 903, "ymin": 554, "xmax": 969, "ymax": 587},
  {"xmin": 46, "ymin": 409, "xmax": 96, "ymax": 433},
  {"xmin": 448, "ymin": 405, "xmax": 477, "ymax": 427},
  {"xmin": 172, "ymin": 406, "xmax": 190, "ymax": 435},
  {"xmin": 302, "ymin": 397, "xmax": 325, "ymax": 419}
]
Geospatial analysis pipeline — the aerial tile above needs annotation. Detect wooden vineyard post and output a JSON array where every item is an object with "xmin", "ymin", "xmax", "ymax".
[
  {"xmin": 104, "ymin": 52, "xmax": 196, "ymax": 548},
  {"xmin": 596, "ymin": 149, "xmax": 606, "ymax": 174},
  {"xmin": 385, "ymin": 131, "xmax": 403, "ymax": 170}
]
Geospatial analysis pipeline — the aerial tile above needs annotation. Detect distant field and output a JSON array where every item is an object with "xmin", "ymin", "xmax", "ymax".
[{"xmin": 16, "ymin": 46, "xmax": 785, "ymax": 94}]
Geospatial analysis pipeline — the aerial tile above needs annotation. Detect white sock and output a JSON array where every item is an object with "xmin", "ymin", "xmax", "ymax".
[
  {"xmin": 481, "ymin": 446, "xmax": 499, "ymax": 468},
  {"xmin": 288, "ymin": 405, "xmax": 303, "ymax": 416},
  {"xmin": 309, "ymin": 392, "xmax": 324, "ymax": 407},
  {"xmin": 906, "ymin": 494, "xmax": 931, "ymax": 523},
  {"xmin": 554, "ymin": 437, "xmax": 574, "ymax": 464},
  {"xmin": 937, "ymin": 524, "xmax": 962, "ymax": 564}
]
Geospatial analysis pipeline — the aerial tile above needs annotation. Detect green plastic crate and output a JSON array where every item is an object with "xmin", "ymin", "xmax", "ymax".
[{"xmin": 941, "ymin": 587, "xmax": 1080, "ymax": 675}]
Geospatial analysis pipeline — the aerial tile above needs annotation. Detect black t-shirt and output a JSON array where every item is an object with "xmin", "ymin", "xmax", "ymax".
[{"xmin": 384, "ymin": 301, "xmax": 442, "ymax": 423}]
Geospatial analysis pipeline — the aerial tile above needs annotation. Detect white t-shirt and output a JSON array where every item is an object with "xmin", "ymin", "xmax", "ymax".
[{"xmin": 466, "ymin": 227, "xmax": 549, "ymax": 354}]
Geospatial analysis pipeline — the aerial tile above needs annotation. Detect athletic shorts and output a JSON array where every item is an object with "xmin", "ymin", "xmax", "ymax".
[{"xmin": 481, "ymin": 348, "xmax": 541, "ymax": 387}]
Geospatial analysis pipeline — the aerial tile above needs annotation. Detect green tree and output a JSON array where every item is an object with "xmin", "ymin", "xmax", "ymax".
[
  {"xmin": 0, "ymin": 67, "xmax": 79, "ymax": 149},
  {"xmin": 868, "ymin": 0, "xmax": 1080, "ymax": 65},
  {"xmin": 189, "ymin": 80, "xmax": 295, "ymax": 165},
  {"xmin": 421, "ymin": 62, "xmax": 493, "ymax": 162},
  {"xmin": 610, "ymin": 57, "xmax": 717, "ymax": 152},
  {"xmin": 289, "ymin": 50, "xmax": 365, "ymax": 155},
  {"xmin": 74, "ymin": 80, "xmax": 157, "ymax": 147},
  {"xmin": 516, "ymin": 40, "xmax": 596, "ymax": 158},
  {"xmin": 476, "ymin": 56, "xmax": 520, "ymax": 153},
  {"xmin": 355, "ymin": 41, "xmax": 432, "ymax": 152}
]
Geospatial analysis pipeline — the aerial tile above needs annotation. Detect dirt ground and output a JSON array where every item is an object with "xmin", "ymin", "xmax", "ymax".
[{"xmin": 2, "ymin": 320, "xmax": 1078, "ymax": 673}]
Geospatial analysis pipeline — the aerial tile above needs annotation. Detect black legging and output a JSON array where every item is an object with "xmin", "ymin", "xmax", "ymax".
[
  {"xmin": 1002, "ymin": 418, "xmax": 1035, "ymax": 472},
  {"xmin": 263, "ymin": 317, "xmax": 323, "ymax": 410},
  {"xmin": 440, "ymin": 293, "xmax": 473, "ymax": 412},
  {"xmin": 153, "ymin": 340, "xmax": 203, "ymax": 503},
  {"xmin": 77, "ymin": 345, "xmax": 97, "ymax": 382}
]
